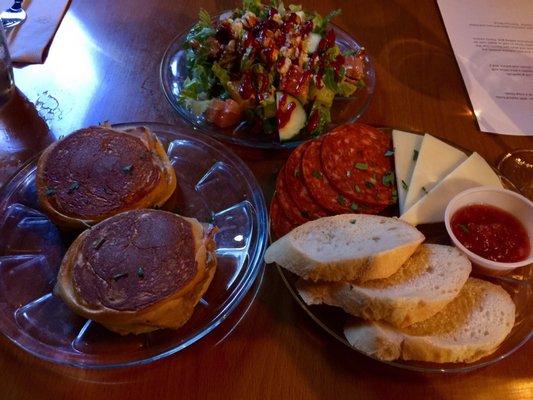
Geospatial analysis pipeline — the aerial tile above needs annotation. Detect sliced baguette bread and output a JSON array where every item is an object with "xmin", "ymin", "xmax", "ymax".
[
  {"xmin": 344, "ymin": 278, "xmax": 516, "ymax": 363},
  {"xmin": 265, "ymin": 214, "xmax": 424, "ymax": 282},
  {"xmin": 297, "ymin": 244, "xmax": 472, "ymax": 328}
]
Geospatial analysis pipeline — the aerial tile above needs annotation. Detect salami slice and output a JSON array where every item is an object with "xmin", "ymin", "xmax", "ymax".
[
  {"xmin": 320, "ymin": 123, "xmax": 395, "ymax": 207},
  {"xmin": 301, "ymin": 140, "xmax": 356, "ymax": 214},
  {"xmin": 284, "ymin": 142, "xmax": 329, "ymax": 219},
  {"xmin": 275, "ymin": 166, "xmax": 309, "ymax": 225},
  {"xmin": 270, "ymin": 194, "xmax": 295, "ymax": 239}
]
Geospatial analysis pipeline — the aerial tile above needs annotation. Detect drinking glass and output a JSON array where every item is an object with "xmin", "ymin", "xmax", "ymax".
[
  {"xmin": 497, "ymin": 149, "xmax": 533, "ymax": 200},
  {"xmin": 0, "ymin": 22, "xmax": 14, "ymax": 105}
]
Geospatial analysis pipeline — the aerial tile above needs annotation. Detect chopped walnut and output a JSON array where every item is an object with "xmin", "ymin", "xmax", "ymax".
[
  {"xmin": 206, "ymin": 37, "xmax": 221, "ymax": 58},
  {"xmin": 278, "ymin": 57, "xmax": 292, "ymax": 75}
]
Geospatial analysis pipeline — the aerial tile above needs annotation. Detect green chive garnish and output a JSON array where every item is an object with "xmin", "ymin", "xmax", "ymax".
[
  {"xmin": 354, "ymin": 185, "xmax": 362, "ymax": 193},
  {"xmin": 354, "ymin": 162, "xmax": 368, "ymax": 170},
  {"xmin": 337, "ymin": 195, "xmax": 346, "ymax": 206},
  {"xmin": 365, "ymin": 181, "xmax": 375, "ymax": 189},
  {"xmin": 401, "ymin": 180, "xmax": 408, "ymax": 191},
  {"xmin": 68, "ymin": 181, "xmax": 80, "ymax": 193},
  {"xmin": 311, "ymin": 170, "xmax": 323, "ymax": 179},
  {"xmin": 350, "ymin": 203, "xmax": 358, "ymax": 211},
  {"xmin": 382, "ymin": 171, "xmax": 395, "ymax": 186},
  {"xmin": 93, "ymin": 237, "xmax": 106, "ymax": 250},
  {"xmin": 45, "ymin": 187, "xmax": 56, "ymax": 196}
]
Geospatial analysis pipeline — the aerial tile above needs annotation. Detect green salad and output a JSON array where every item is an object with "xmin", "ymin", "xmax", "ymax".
[{"xmin": 180, "ymin": 0, "xmax": 367, "ymax": 141}]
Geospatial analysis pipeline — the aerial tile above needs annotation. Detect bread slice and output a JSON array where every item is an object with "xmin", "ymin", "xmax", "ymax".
[
  {"xmin": 265, "ymin": 214, "xmax": 424, "ymax": 282},
  {"xmin": 297, "ymin": 244, "xmax": 472, "ymax": 327},
  {"xmin": 344, "ymin": 278, "xmax": 516, "ymax": 363}
]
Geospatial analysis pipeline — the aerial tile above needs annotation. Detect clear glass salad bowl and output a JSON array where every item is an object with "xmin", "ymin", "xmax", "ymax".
[{"xmin": 160, "ymin": 13, "xmax": 376, "ymax": 149}]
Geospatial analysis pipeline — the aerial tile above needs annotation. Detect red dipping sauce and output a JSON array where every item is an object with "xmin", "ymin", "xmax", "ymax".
[{"xmin": 451, "ymin": 204, "xmax": 530, "ymax": 263}]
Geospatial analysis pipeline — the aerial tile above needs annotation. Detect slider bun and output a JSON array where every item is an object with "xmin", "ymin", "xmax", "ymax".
[{"xmin": 54, "ymin": 209, "xmax": 217, "ymax": 335}]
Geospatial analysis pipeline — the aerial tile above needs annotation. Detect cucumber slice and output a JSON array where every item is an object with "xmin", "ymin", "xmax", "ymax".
[
  {"xmin": 276, "ymin": 92, "xmax": 307, "ymax": 141},
  {"xmin": 307, "ymin": 33, "xmax": 322, "ymax": 54}
]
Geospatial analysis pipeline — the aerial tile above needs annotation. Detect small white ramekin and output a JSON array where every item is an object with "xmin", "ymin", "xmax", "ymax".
[{"xmin": 444, "ymin": 186, "xmax": 533, "ymax": 275}]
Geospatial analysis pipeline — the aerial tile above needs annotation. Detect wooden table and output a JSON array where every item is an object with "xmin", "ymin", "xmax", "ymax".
[{"xmin": 0, "ymin": 1, "xmax": 531, "ymax": 399}]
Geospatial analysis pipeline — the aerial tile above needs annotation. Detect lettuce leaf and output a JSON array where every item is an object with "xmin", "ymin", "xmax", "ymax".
[
  {"xmin": 184, "ymin": 9, "xmax": 215, "ymax": 48},
  {"xmin": 323, "ymin": 68, "xmax": 338, "ymax": 92},
  {"xmin": 212, "ymin": 63, "xmax": 230, "ymax": 87},
  {"xmin": 325, "ymin": 46, "xmax": 340, "ymax": 62},
  {"xmin": 242, "ymin": 0, "xmax": 262, "ymax": 15},
  {"xmin": 288, "ymin": 4, "xmax": 302, "ymax": 12},
  {"xmin": 312, "ymin": 9, "xmax": 341, "ymax": 34},
  {"xmin": 307, "ymin": 103, "xmax": 331, "ymax": 136},
  {"xmin": 179, "ymin": 64, "xmax": 214, "ymax": 102},
  {"xmin": 337, "ymin": 80, "xmax": 357, "ymax": 96},
  {"xmin": 198, "ymin": 9, "xmax": 212, "ymax": 28}
]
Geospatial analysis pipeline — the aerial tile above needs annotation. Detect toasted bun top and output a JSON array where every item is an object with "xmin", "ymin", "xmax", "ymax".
[
  {"xmin": 71, "ymin": 209, "xmax": 202, "ymax": 312},
  {"xmin": 37, "ymin": 126, "xmax": 168, "ymax": 221}
]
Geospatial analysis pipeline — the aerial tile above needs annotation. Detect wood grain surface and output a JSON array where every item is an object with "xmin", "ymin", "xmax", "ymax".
[{"xmin": 0, "ymin": 1, "xmax": 531, "ymax": 399}]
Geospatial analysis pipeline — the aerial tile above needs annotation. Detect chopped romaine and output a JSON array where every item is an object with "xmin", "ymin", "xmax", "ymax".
[
  {"xmin": 309, "ymin": 82, "xmax": 335, "ymax": 107},
  {"xmin": 260, "ymin": 95, "xmax": 276, "ymax": 119},
  {"xmin": 323, "ymin": 68, "xmax": 338, "ymax": 92},
  {"xmin": 179, "ymin": 2, "xmax": 363, "ymax": 139},
  {"xmin": 212, "ymin": 63, "xmax": 230, "ymax": 87},
  {"xmin": 188, "ymin": 99, "xmax": 212, "ymax": 116},
  {"xmin": 312, "ymin": 9, "xmax": 341, "ymax": 34},
  {"xmin": 242, "ymin": 0, "xmax": 262, "ymax": 15},
  {"xmin": 306, "ymin": 102, "xmax": 331, "ymax": 137},
  {"xmin": 337, "ymin": 80, "xmax": 357, "ymax": 97},
  {"xmin": 325, "ymin": 46, "xmax": 340, "ymax": 62},
  {"xmin": 198, "ymin": 9, "xmax": 212, "ymax": 28}
]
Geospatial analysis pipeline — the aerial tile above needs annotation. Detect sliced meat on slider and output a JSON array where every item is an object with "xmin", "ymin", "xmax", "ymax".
[{"xmin": 36, "ymin": 125, "xmax": 177, "ymax": 229}]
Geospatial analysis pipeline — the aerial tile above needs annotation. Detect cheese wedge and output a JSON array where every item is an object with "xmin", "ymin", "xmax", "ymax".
[
  {"xmin": 400, "ymin": 152, "xmax": 503, "ymax": 225},
  {"xmin": 403, "ymin": 135, "xmax": 467, "ymax": 213},
  {"xmin": 392, "ymin": 130, "xmax": 423, "ymax": 214}
]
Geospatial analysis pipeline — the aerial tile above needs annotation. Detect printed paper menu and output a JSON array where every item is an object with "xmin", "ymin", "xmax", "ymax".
[{"xmin": 437, "ymin": 0, "xmax": 533, "ymax": 136}]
